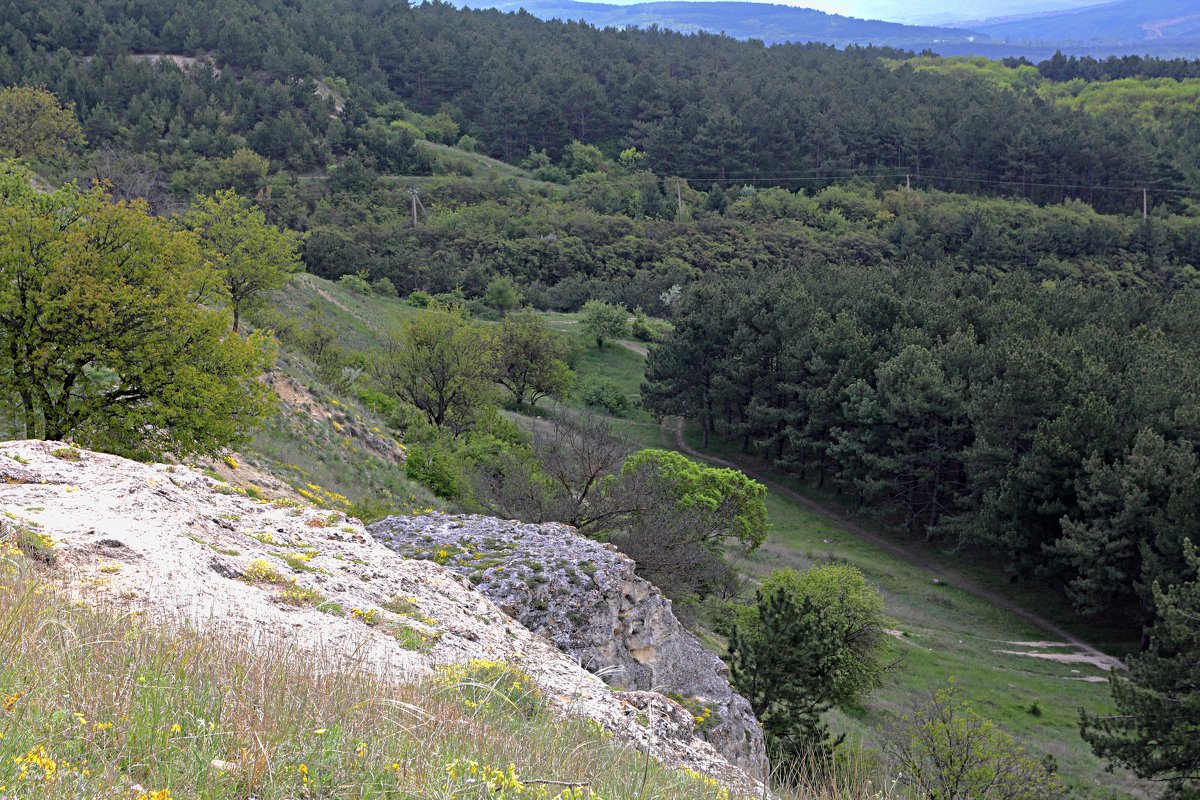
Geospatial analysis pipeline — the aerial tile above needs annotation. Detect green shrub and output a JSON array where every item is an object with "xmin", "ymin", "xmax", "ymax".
[
  {"xmin": 404, "ymin": 441, "xmax": 467, "ymax": 500},
  {"xmin": 579, "ymin": 377, "xmax": 629, "ymax": 416},
  {"xmin": 371, "ymin": 276, "xmax": 397, "ymax": 296},
  {"xmin": 407, "ymin": 290, "xmax": 433, "ymax": 308},
  {"xmin": 339, "ymin": 272, "xmax": 373, "ymax": 296}
]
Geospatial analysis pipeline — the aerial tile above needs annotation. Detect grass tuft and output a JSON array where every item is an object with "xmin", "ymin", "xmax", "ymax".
[{"xmin": 0, "ymin": 561, "xmax": 771, "ymax": 800}]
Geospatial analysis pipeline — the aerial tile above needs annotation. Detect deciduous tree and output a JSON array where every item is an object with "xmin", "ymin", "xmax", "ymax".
[
  {"xmin": 374, "ymin": 303, "xmax": 499, "ymax": 434},
  {"xmin": 0, "ymin": 163, "xmax": 274, "ymax": 459},
  {"xmin": 185, "ymin": 189, "xmax": 304, "ymax": 331},
  {"xmin": 494, "ymin": 312, "xmax": 572, "ymax": 407},
  {"xmin": 887, "ymin": 681, "xmax": 1064, "ymax": 800},
  {"xmin": 0, "ymin": 87, "xmax": 84, "ymax": 160},
  {"xmin": 580, "ymin": 300, "xmax": 627, "ymax": 349}
]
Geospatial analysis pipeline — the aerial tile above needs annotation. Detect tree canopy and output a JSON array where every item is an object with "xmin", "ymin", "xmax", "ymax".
[
  {"xmin": 0, "ymin": 162, "xmax": 274, "ymax": 458},
  {"xmin": 0, "ymin": 86, "xmax": 84, "ymax": 160},
  {"xmin": 373, "ymin": 303, "xmax": 499, "ymax": 434},
  {"xmin": 730, "ymin": 565, "xmax": 888, "ymax": 758},
  {"xmin": 185, "ymin": 189, "xmax": 304, "ymax": 331},
  {"xmin": 1081, "ymin": 541, "xmax": 1200, "ymax": 798}
]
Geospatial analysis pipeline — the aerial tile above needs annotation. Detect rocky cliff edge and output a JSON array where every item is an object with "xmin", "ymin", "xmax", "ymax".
[{"xmin": 0, "ymin": 440, "xmax": 766, "ymax": 793}]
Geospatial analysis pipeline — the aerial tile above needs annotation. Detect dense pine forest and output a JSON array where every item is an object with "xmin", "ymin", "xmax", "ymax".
[
  {"xmin": 4, "ymin": 0, "xmax": 1200, "ymax": 795},
  {"xmin": 4, "ymin": 0, "xmax": 1199, "ymax": 209}
]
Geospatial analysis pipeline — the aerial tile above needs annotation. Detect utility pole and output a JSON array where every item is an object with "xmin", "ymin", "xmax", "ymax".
[
  {"xmin": 1143, "ymin": 186, "xmax": 1149, "ymax": 220},
  {"xmin": 676, "ymin": 180, "xmax": 684, "ymax": 218},
  {"xmin": 906, "ymin": 173, "xmax": 911, "ymax": 192},
  {"xmin": 408, "ymin": 187, "xmax": 425, "ymax": 228}
]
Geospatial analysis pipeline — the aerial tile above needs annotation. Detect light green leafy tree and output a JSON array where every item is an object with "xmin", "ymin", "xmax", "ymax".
[
  {"xmin": 620, "ymin": 448, "xmax": 768, "ymax": 551},
  {"xmin": 580, "ymin": 300, "xmax": 627, "ymax": 349},
  {"xmin": 0, "ymin": 86, "xmax": 84, "ymax": 161},
  {"xmin": 886, "ymin": 679, "xmax": 1064, "ymax": 800},
  {"xmin": 0, "ymin": 162, "xmax": 274, "ymax": 458},
  {"xmin": 185, "ymin": 189, "xmax": 304, "ymax": 331}
]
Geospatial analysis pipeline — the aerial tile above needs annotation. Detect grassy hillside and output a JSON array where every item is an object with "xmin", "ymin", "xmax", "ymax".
[
  {"xmin": 704, "ymin": 445, "xmax": 1147, "ymax": 798},
  {"xmin": 0, "ymin": 555, "xmax": 746, "ymax": 800},
  {"xmin": 207, "ymin": 273, "xmax": 1143, "ymax": 796}
]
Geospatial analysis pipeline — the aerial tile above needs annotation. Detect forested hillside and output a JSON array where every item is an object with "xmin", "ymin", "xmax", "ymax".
[
  {"xmin": 2, "ymin": 0, "xmax": 1198, "ymax": 211},
  {"xmin": 4, "ymin": 1, "xmax": 1200, "ymax": 795}
]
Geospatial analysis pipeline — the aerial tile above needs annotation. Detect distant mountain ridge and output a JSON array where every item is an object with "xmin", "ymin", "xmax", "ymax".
[
  {"xmin": 969, "ymin": 0, "xmax": 1200, "ymax": 46},
  {"xmin": 458, "ymin": 0, "xmax": 1200, "ymax": 57},
  {"xmin": 459, "ymin": 0, "xmax": 981, "ymax": 46}
]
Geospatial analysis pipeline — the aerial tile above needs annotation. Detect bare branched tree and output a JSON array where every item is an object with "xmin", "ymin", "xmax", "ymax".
[{"xmin": 473, "ymin": 406, "xmax": 647, "ymax": 531}]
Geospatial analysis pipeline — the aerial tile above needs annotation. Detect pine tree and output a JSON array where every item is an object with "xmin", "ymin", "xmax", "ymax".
[{"xmin": 1081, "ymin": 541, "xmax": 1200, "ymax": 798}]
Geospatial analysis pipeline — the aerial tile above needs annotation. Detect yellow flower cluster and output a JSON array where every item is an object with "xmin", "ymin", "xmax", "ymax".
[
  {"xmin": 351, "ymin": 607, "xmax": 380, "ymax": 626},
  {"xmin": 132, "ymin": 788, "xmax": 174, "ymax": 800},
  {"xmin": 241, "ymin": 559, "xmax": 285, "ymax": 584},
  {"xmin": 679, "ymin": 769, "xmax": 731, "ymax": 800},
  {"xmin": 296, "ymin": 482, "xmax": 352, "ymax": 511},
  {"xmin": 446, "ymin": 759, "xmax": 525, "ymax": 795},
  {"xmin": 443, "ymin": 759, "xmax": 601, "ymax": 800},
  {"xmin": 3, "ymin": 690, "xmax": 23, "ymax": 711},
  {"xmin": 10, "ymin": 745, "xmax": 75, "ymax": 785}
]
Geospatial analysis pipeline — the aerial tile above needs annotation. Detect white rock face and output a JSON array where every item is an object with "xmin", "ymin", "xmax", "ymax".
[
  {"xmin": 0, "ymin": 441, "xmax": 765, "ymax": 794},
  {"xmin": 370, "ymin": 513, "xmax": 769, "ymax": 777}
]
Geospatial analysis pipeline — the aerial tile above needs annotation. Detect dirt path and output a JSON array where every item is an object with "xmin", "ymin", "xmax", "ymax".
[
  {"xmin": 616, "ymin": 339, "xmax": 649, "ymax": 357},
  {"xmin": 668, "ymin": 417, "xmax": 1126, "ymax": 672}
]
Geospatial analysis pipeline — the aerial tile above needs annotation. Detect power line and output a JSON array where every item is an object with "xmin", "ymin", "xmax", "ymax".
[{"xmin": 669, "ymin": 169, "xmax": 1200, "ymax": 201}]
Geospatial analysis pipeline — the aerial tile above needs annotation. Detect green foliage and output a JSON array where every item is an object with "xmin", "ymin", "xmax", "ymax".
[
  {"xmin": 495, "ymin": 312, "xmax": 573, "ymax": 407},
  {"xmin": 483, "ymin": 276, "xmax": 522, "ymax": 314},
  {"xmin": 373, "ymin": 303, "xmax": 498, "ymax": 433},
  {"xmin": 215, "ymin": 148, "xmax": 270, "ymax": 195},
  {"xmin": 1081, "ymin": 541, "xmax": 1200, "ymax": 798},
  {"xmin": 0, "ymin": 86, "xmax": 84, "ymax": 161},
  {"xmin": 185, "ymin": 189, "xmax": 304, "ymax": 331},
  {"xmin": 371, "ymin": 275, "xmax": 397, "ymax": 297},
  {"xmin": 729, "ymin": 565, "xmax": 887, "ymax": 758},
  {"xmin": 580, "ymin": 301, "xmax": 627, "ymax": 349},
  {"xmin": 645, "ymin": 262, "xmax": 1200, "ymax": 624},
  {"xmin": 339, "ymin": 271, "xmax": 373, "ymax": 296},
  {"xmin": 579, "ymin": 376, "xmax": 629, "ymax": 416},
  {"xmin": 0, "ymin": 165, "xmax": 274, "ymax": 459},
  {"xmin": 622, "ymin": 449, "xmax": 768, "ymax": 551},
  {"xmin": 885, "ymin": 680, "xmax": 1064, "ymax": 800},
  {"xmin": 405, "ymin": 439, "xmax": 469, "ymax": 501}
]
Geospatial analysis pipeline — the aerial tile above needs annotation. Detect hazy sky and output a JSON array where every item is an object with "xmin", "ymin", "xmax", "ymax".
[{"xmin": 601, "ymin": 0, "xmax": 1105, "ymax": 25}]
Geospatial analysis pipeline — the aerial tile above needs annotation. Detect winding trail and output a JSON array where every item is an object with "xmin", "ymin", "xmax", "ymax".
[{"xmin": 668, "ymin": 417, "xmax": 1125, "ymax": 672}]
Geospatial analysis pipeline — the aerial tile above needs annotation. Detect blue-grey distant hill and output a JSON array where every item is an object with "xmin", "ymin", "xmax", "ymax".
[
  {"xmin": 460, "ymin": 0, "xmax": 981, "ymax": 47},
  {"xmin": 968, "ymin": 0, "xmax": 1200, "ymax": 48},
  {"xmin": 459, "ymin": 0, "xmax": 1200, "ymax": 58}
]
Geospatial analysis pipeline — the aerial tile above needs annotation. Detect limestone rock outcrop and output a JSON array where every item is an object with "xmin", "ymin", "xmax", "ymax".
[
  {"xmin": 0, "ymin": 441, "xmax": 764, "ymax": 794},
  {"xmin": 370, "ymin": 513, "xmax": 769, "ymax": 777}
]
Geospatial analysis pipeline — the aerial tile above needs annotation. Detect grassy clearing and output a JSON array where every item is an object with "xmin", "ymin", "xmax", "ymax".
[
  {"xmin": 686, "ymin": 425, "xmax": 1147, "ymax": 799},
  {"xmin": 0, "ymin": 557, "xmax": 748, "ymax": 800},
  {"xmin": 251, "ymin": 275, "xmax": 1139, "ymax": 793}
]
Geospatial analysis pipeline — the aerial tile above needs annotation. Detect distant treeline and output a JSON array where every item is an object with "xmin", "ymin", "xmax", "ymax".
[
  {"xmin": 1015, "ymin": 52, "xmax": 1200, "ymax": 82},
  {"xmin": 1, "ymin": 0, "xmax": 1197, "ymax": 211},
  {"xmin": 291, "ymin": 173, "xmax": 1200, "ymax": 315},
  {"xmin": 644, "ymin": 262, "xmax": 1200, "ymax": 627}
]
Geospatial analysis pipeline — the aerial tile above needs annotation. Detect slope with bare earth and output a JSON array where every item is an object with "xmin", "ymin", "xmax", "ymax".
[{"xmin": 0, "ymin": 439, "xmax": 766, "ymax": 795}]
